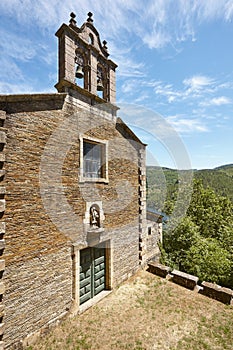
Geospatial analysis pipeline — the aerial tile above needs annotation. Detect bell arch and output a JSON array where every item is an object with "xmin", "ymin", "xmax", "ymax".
[{"xmin": 55, "ymin": 12, "xmax": 117, "ymax": 103}]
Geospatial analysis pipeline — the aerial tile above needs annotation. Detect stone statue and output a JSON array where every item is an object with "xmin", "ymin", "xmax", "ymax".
[{"xmin": 90, "ymin": 205, "xmax": 100, "ymax": 228}]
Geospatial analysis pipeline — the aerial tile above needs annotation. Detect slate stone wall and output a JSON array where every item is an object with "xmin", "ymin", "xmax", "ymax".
[
  {"xmin": 0, "ymin": 93, "xmax": 143, "ymax": 348},
  {"xmin": 0, "ymin": 110, "xmax": 6, "ymax": 350}
]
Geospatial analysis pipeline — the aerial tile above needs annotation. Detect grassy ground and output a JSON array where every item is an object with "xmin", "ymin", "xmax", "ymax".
[{"xmin": 26, "ymin": 270, "xmax": 233, "ymax": 350}]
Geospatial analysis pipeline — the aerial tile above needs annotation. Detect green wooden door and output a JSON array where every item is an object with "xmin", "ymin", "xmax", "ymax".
[
  {"xmin": 93, "ymin": 247, "xmax": 105, "ymax": 296},
  {"xmin": 79, "ymin": 247, "xmax": 105, "ymax": 305}
]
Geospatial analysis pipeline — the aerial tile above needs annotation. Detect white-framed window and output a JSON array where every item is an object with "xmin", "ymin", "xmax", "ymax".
[{"xmin": 79, "ymin": 135, "xmax": 108, "ymax": 183}]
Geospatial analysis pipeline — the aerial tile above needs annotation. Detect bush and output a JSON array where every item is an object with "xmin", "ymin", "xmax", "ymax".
[{"xmin": 183, "ymin": 238, "xmax": 232, "ymax": 288}]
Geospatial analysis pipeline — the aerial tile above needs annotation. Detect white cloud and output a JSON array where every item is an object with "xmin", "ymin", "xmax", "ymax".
[
  {"xmin": 0, "ymin": 82, "xmax": 34, "ymax": 94},
  {"xmin": 142, "ymin": 29, "xmax": 170, "ymax": 49},
  {"xmin": 124, "ymin": 74, "xmax": 233, "ymax": 120},
  {"xmin": 209, "ymin": 96, "xmax": 231, "ymax": 105},
  {"xmin": 148, "ymin": 75, "xmax": 215, "ymax": 103},
  {"xmin": 2, "ymin": 0, "xmax": 233, "ymax": 52},
  {"xmin": 225, "ymin": 0, "xmax": 233, "ymax": 20},
  {"xmin": 0, "ymin": 29, "xmax": 36, "ymax": 62},
  {"xmin": 113, "ymin": 56, "xmax": 145, "ymax": 78},
  {"xmin": 0, "ymin": 57, "xmax": 24, "ymax": 81},
  {"xmin": 166, "ymin": 115, "xmax": 208, "ymax": 133},
  {"xmin": 195, "ymin": 0, "xmax": 233, "ymax": 22},
  {"xmin": 0, "ymin": 81, "xmax": 56, "ymax": 94},
  {"xmin": 121, "ymin": 80, "xmax": 137, "ymax": 94},
  {"xmin": 183, "ymin": 75, "xmax": 214, "ymax": 92},
  {"xmin": 200, "ymin": 96, "xmax": 232, "ymax": 106},
  {"xmin": 1, "ymin": 0, "xmax": 233, "ymax": 104},
  {"xmin": 153, "ymin": 82, "xmax": 181, "ymax": 102}
]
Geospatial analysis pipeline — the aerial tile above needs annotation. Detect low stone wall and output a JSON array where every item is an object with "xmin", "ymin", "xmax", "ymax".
[
  {"xmin": 148, "ymin": 262, "xmax": 170, "ymax": 278},
  {"xmin": 171, "ymin": 269, "xmax": 198, "ymax": 290},
  {"xmin": 200, "ymin": 281, "xmax": 233, "ymax": 305},
  {"xmin": 147, "ymin": 262, "xmax": 233, "ymax": 305}
]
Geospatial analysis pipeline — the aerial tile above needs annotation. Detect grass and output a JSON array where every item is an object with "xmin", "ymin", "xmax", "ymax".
[{"xmin": 26, "ymin": 270, "xmax": 233, "ymax": 350}]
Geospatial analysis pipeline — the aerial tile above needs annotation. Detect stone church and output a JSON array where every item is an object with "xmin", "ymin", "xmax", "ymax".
[{"xmin": 0, "ymin": 12, "xmax": 161, "ymax": 349}]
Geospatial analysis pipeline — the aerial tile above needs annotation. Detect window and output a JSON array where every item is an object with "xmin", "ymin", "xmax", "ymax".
[
  {"xmin": 84, "ymin": 141, "xmax": 103, "ymax": 178},
  {"xmin": 80, "ymin": 135, "xmax": 108, "ymax": 182}
]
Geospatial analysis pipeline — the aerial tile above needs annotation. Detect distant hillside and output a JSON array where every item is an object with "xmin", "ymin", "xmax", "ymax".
[
  {"xmin": 194, "ymin": 168, "xmax": 233, "ymax": 201},
  {"xmin": 147, "ymin": 164, "xmax": 233, "ymax": 211},
  {"xmin": 214, "ymin": 163, "xmax": 233, "ymax": 177}
]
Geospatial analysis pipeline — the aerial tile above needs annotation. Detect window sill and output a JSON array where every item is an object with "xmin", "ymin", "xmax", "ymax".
[{"xmin": 79, "ymin": 177, "xmax": 109, "ymax": 184}]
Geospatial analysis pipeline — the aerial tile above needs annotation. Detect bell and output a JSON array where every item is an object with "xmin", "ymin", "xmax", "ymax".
[
  {"xmin": 97, "ymin": 78, "xmax": 104, "ymax": 91},
  {"xmin": 75, "ymin": 65, "xmax": 84, "ymax": 79}
]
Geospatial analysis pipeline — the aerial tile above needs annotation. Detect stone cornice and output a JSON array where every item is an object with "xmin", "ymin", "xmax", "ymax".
[{"xmin": 0, "ymin": 93, "xmax": 67, "ymax": 103}]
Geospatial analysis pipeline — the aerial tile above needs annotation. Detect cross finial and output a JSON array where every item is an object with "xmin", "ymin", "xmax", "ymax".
[
  {"xmin": 87, "ymin": 12, "xmax": 93, "ymax": 22},
  {"xmin": 102, "ymin": 40, "xmax": 108, "ymax": 52},
  {"xmin": 69, "ymin": 12, "xmax": 77, "ymax": 26}
]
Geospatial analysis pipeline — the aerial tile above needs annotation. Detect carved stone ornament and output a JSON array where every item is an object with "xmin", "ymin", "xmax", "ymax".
[{"xmin": 90, "ymin": 204, "xmax": 100, "ymax": 228}]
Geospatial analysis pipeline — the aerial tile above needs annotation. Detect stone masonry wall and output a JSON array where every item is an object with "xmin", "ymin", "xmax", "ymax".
[
  {"xmin": 4, "ymin": 247, "xmax": 72, "ymax": 348},
  {"xmin": 111, "ymin": 222, "xmax": 139, "ymax": 287},
  {"xmin": 0, "ymin": 110, "xmax": 6, "ymax": 350},
  {"xmin": 0, "ymin": 93, "xmax": 142, "ymax": 348},
  {"xmin": 1, "ymin": 95, "xmax": 74, "ymax": 348},
  {"xmin": 145, "ymin": 221, "xmax": 162, "ymax": 263}
]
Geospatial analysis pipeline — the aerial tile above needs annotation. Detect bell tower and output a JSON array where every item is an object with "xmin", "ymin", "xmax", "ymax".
[{"xmin": 55, "ymin": 12, "xmax": 117, "ymax": 104}]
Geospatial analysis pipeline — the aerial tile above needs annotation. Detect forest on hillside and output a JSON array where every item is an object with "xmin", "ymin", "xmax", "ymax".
[
  {"xmin": 147, "ymin": 163, "xmax": 233, "ymax": 211},
  {"xmin": 147, "ymin": 164, "xmax": 233, "ymax": 289}
]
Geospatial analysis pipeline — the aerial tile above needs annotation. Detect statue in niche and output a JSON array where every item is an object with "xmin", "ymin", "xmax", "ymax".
[{"xmin": 90, "ymin": 205, "xmax": 100, "ymax": 228}]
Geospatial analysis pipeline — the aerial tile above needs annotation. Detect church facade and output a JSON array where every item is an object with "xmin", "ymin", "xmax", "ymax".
[{"xmin": 0, "ymin": 13, "xmax": 161, "ymax": 349}]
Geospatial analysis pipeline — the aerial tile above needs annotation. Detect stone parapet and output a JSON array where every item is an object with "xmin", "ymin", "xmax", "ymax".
[
  {"xmin": 171, "ymin": 269, "xmax": 199, "ymax": 290},
  {"xmin": 148, "ymin": 262, "xmax": 171, "ymax": 278},
  {"xmin": 148, "ymin": 263, "xmax": 233, "ymax": 305},
  {"xmin": 200, "ymin": 281, "xmax": 233, "ymax": 305}
]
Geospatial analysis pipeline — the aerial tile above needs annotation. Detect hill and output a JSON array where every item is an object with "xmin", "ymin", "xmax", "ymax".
[
  {"xmin": 194, "ymin": 168, "xmax": 233, "ymax": 201},
  {"xmin": 215, "ymin": 163, "xmax": 233, "ymax": 176},
  {"xmin": 147, "ymin": 164, "xmax": 233, "ymax": 211}
]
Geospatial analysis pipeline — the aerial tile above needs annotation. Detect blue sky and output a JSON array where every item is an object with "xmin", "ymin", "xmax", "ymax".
[{"xmin": 0, "ymin": 0, "xmax": 233, "ymax": 169}]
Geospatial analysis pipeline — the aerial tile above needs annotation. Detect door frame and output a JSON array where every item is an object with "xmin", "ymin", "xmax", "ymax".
[{"xmin": 71, "ymin": 239, "xmax": 112, "ymax": 313}]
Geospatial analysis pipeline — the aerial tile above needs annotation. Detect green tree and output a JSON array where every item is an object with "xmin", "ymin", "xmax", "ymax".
[
  {"xmin": 162, "ymin": 180, "xmax": 233, "ymax": 288},
  {"xmin": 163, "ymin": 217, "xmax": 200, "ymax": 270},
  {"xmin": 183, "ymin": 238, "xmax": 233, "ymax": 287},
  {"xmin": 187, "ymin": 180, "xmax": 233, "ymax": 241}
]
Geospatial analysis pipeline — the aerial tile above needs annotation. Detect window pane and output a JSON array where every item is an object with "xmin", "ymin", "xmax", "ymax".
[{"xmin": 83, "ymin": 141, "xmax": 103, "ymax": 178}]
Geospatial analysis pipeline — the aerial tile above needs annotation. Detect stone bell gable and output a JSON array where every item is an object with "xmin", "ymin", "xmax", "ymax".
[{"xmin": 55, "ymin": 12, "xmax": 117, "ymax": 104}]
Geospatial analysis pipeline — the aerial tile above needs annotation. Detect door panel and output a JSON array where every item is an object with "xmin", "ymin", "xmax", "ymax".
[
  {"xmin": 94, "ymin": 247, "xmax": 105, "ymax": 296},
  {"xmin": 79, "ymin": 248, "xmax": 92, "ymax": 305},
  {"xmin": 79, "ymin": 246, "xmax": 106, "ymax": 304}
]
